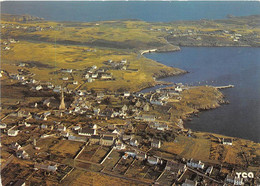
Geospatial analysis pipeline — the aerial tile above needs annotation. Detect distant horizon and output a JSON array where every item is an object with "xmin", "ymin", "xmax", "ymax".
[
  {"xmin": 1, "ymin": 0, "xmax": 260, "ymax": 2},
  {"xmin": 1, "ymin": 1, "xmax": 260, "ymax": 22}
]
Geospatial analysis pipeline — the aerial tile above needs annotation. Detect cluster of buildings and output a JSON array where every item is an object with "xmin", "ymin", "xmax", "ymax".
[
  {"xmin": 1, "ymin": 38, "xmax": 19, "ymax": 51},
  {"xmin": 104, "ymin": 59, "xmax": 128, "ymax": 70},
  {"xmin": 82, "ymin": 65, "xmax": 113, "ymax": 82},
  {"xmin": 1, "ymin": 23, "xmax": 54, "ymax": 32}
]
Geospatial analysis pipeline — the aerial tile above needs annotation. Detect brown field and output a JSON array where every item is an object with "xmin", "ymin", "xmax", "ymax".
[
  {"xmin": 125, "ymin": 160, "xmax": 151, "ymax": 180},
  {"xmin": 162, "ymin": 134, "xmax": 211, "ymax": 162},
  {"xmin": 113, "ymin": 156, "xmax": 135, "ymax": 175},
  {"xmin": 50, "ymin": 140, "xmax": 84, "ymax": 159},
  {"xmin": 102, "ymin": 150, "xmax": 122, "ymax": 171},
  {"xmin": 65, "ymin": 169, "xmax": 144, "ymax": 186},
  {"xmin": 89, "ymin": 146, "xmax": 110, "ymax": 163},
  {"xmin": 77, "ymin": 144, "xmax": 100, "ymax": 162}
]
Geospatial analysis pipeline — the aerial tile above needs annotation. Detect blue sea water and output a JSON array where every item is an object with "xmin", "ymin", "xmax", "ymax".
[
  {"xmin": 1, "ymin": 1, "xmax": 260, "ymax": 22},
  {"xmin": 1, "ymin": 1, "xmax": 260, "ymax": 142},
  {"xmin": 145, "ymin": 48, "xmax": 260, "ymax": 142}
]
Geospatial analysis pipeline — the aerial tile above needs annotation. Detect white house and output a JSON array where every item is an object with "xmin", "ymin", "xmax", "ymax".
[
  {"xmin": 115, "ymin": 140, "xmax": 126, "ymax": 150},
  {"xmin": 175, "ymin": 86, "xmax": 183, "ymax": 92},
  {"xmin": 136, "ymin": 152, "xmax": 147, "ymax": 160},
  {"xmin": 112, "ymin": 128, "xmax": 121, "ymax": 135},
  {"xmin": 150, "ymin": 100, "xmax": 164, "ymax": 106},
  {"xmin": 147, "ymin": 156, "xmax": 159, "ymax": 165},
  {"xmin": 4, "ymin": 46, "xmax": 10, "ymax": 50},
  {"xmin": 130, "ymin": 139, "xmax": 139, "ymax": 147},
  {"xmin": 121, "ymin": 59, "xmax": 127, "ymax": 64},
  {"xmin": 93, "ymin": 108, "xmax": 100, "ymax": 115},
  {"xmin": 78, "ymin": 127, "xmax": 96, "ymax": 136},
  {"xmin": 53, "ymin": 86, "xmax": 61, "ymax": 93},
  {"xmin": 206, "ymin": 166, "xmax": 213, "ymax": 176},
  {"xmin": 165, "ymin": 161, "xmax": 187, "ymax": 174},
  {"xmin": 19, "ymin": 63, "xmax": 26, "ymax": 67},
  {"xmin": 8, "ymin": 129, "xmax": 19, "ymax": 136},
  {"xmin": 124, "ymin": 151, "xmax": 136, "ymax": 158},
  {"xmin": 16, "ymin": 150, "xmax": 29, "ymax": 159},
  {"xmin": 222, "ymin": 138, "xmax": 233, "ymax": 145},
  {"xmin": 72, "ymin": 125, "xmax": 81, "ymax": 131},
  {"xmin": 57, "ymin": 125, "xmax": 66, "ymax": 132},
  {"xmin": 61, "ymin": 131, "xmax": 69, "ymax": 137},
  {"xmin": 35, "ymin": 163, "xmax": 58, "ymax": 172},
  {"xmin": 62, "ymin": 69, "xmax": 73, "ymax": 73},
  {"xmin": 68, "ymin": 135, "xmax": 87, "ymax": 142},
  {"xmin": 124, "ymin": 91, "xmax": 130, "ymax": 97},
  {"xmin": 36, "ymin": 85, "xmax": 43, "ymax": 91},
  {"xmin": 87, "ymin": 78, "xmax": 93, "ymax": 82},
  {"xmin": 0, "ymin": 123, "xmax": 7, "ymax": 129},
  {"xmin": 91, "ymin": 73, "xmax": 98, "ymax": 78},
  {"xmin": 234, "ymin": 177, "xmax": 243, "ymax": 185},
  {"xmin": 101, "ymin": 73, "xmax": 112, "ymax": 80},
  {"xmin": 151, "ymin": 139, "xmax": 161, "ymax": 148},
  {"xmin": 187, "ymin": 159, "xmax": 204, "ymax": 169},
  {"xmin": 10, "ymin": 142, "xmax": 21, "ymax": 151}
]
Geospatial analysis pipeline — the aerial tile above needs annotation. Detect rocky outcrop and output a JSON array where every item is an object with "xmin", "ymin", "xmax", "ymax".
[{"xmin": 153, "ymin": 69, "xmax": 187, "ymax": 80}]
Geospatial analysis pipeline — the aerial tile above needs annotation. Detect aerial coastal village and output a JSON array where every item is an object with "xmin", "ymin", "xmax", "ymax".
[{"xmin": 0, "ymin": 10, "xmax": 260, "ymax": 186}]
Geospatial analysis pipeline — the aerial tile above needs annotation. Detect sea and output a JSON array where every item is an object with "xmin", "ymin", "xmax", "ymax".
[{"xmin": 1, "ymin": 1, "xmax": 260, "ymax": 142}]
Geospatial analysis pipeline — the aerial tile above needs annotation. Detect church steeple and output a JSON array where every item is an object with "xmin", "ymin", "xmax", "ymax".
[{"xmin": 59, "ymin": 89, "xmax": 66, "ymax": 110}]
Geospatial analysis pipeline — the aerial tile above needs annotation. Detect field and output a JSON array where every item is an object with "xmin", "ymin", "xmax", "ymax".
[
  {"xmin": 161, "ymin": 132, "xmax": 260, "ymax": 167},
  {"xmin": 102, "ymin": 150, "xmax": 122, "ymax": 171},
  {"xmin": 157, "ymin": 170, "xmax": 177, "ymax": 185},
  {"xmin": 90, "ymin": 146, "xmax": 110, "ymax": 163},
  {"xmin": 125, "ymin": 160, "xmax": 150, "ymax": 179},
  {"xmin": 1, "ymin": 40, "xmax": 183, "ymax": 92},
  {"xmin": 77, "ymin": 145, "xmax": 100, "ymax": 161},
  {"xmin": 49, "ymin": 140, "xmax": 84, "ymax": 159},
  {"xmin": 161, "ymin": 135, "xmax": 212, "ymax": 162},
  {"xmin": 63, "ymin": 169, "xmax": 145, "ymax": 186}
]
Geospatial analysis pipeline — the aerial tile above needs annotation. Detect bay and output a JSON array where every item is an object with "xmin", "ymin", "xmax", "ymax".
[{"xmin": 145, "ymin": 47, "xmax": 260, "ymax": 142}]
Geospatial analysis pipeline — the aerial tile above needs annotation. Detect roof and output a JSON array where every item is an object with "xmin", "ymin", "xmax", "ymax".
[
  {"xmin": 103, "ymin": 136, "xmax": 114, "ymax": 141},
  {"xmin": 91, "ymin": 135, "xmax": 101, "ymax": 139},
  {"xmin": 189, "ymin": 158, "xmax": 201, "ymax": 164},
  {"xmin": 148, "ymin": 156, "xmax": 158, "ymax": 162},
  {"xmin": 223, "ymin": 138, "xmax": 233, "ymax": 143},
  {"xmin": 8, "ymin": 129, "xmax": 19, "ymax": 134},
  {"xmin": 136, "ymin": 152, "xmax": 146, "ymax": 158},
  {"xmin": 80, "ymin": 128, "xmax": 95, "ymax": 134}
]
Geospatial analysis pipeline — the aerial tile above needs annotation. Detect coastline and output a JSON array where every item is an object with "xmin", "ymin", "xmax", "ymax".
[{"xmin": 140, "ymin": 47, "xmax": 259, "ymax": 144}]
